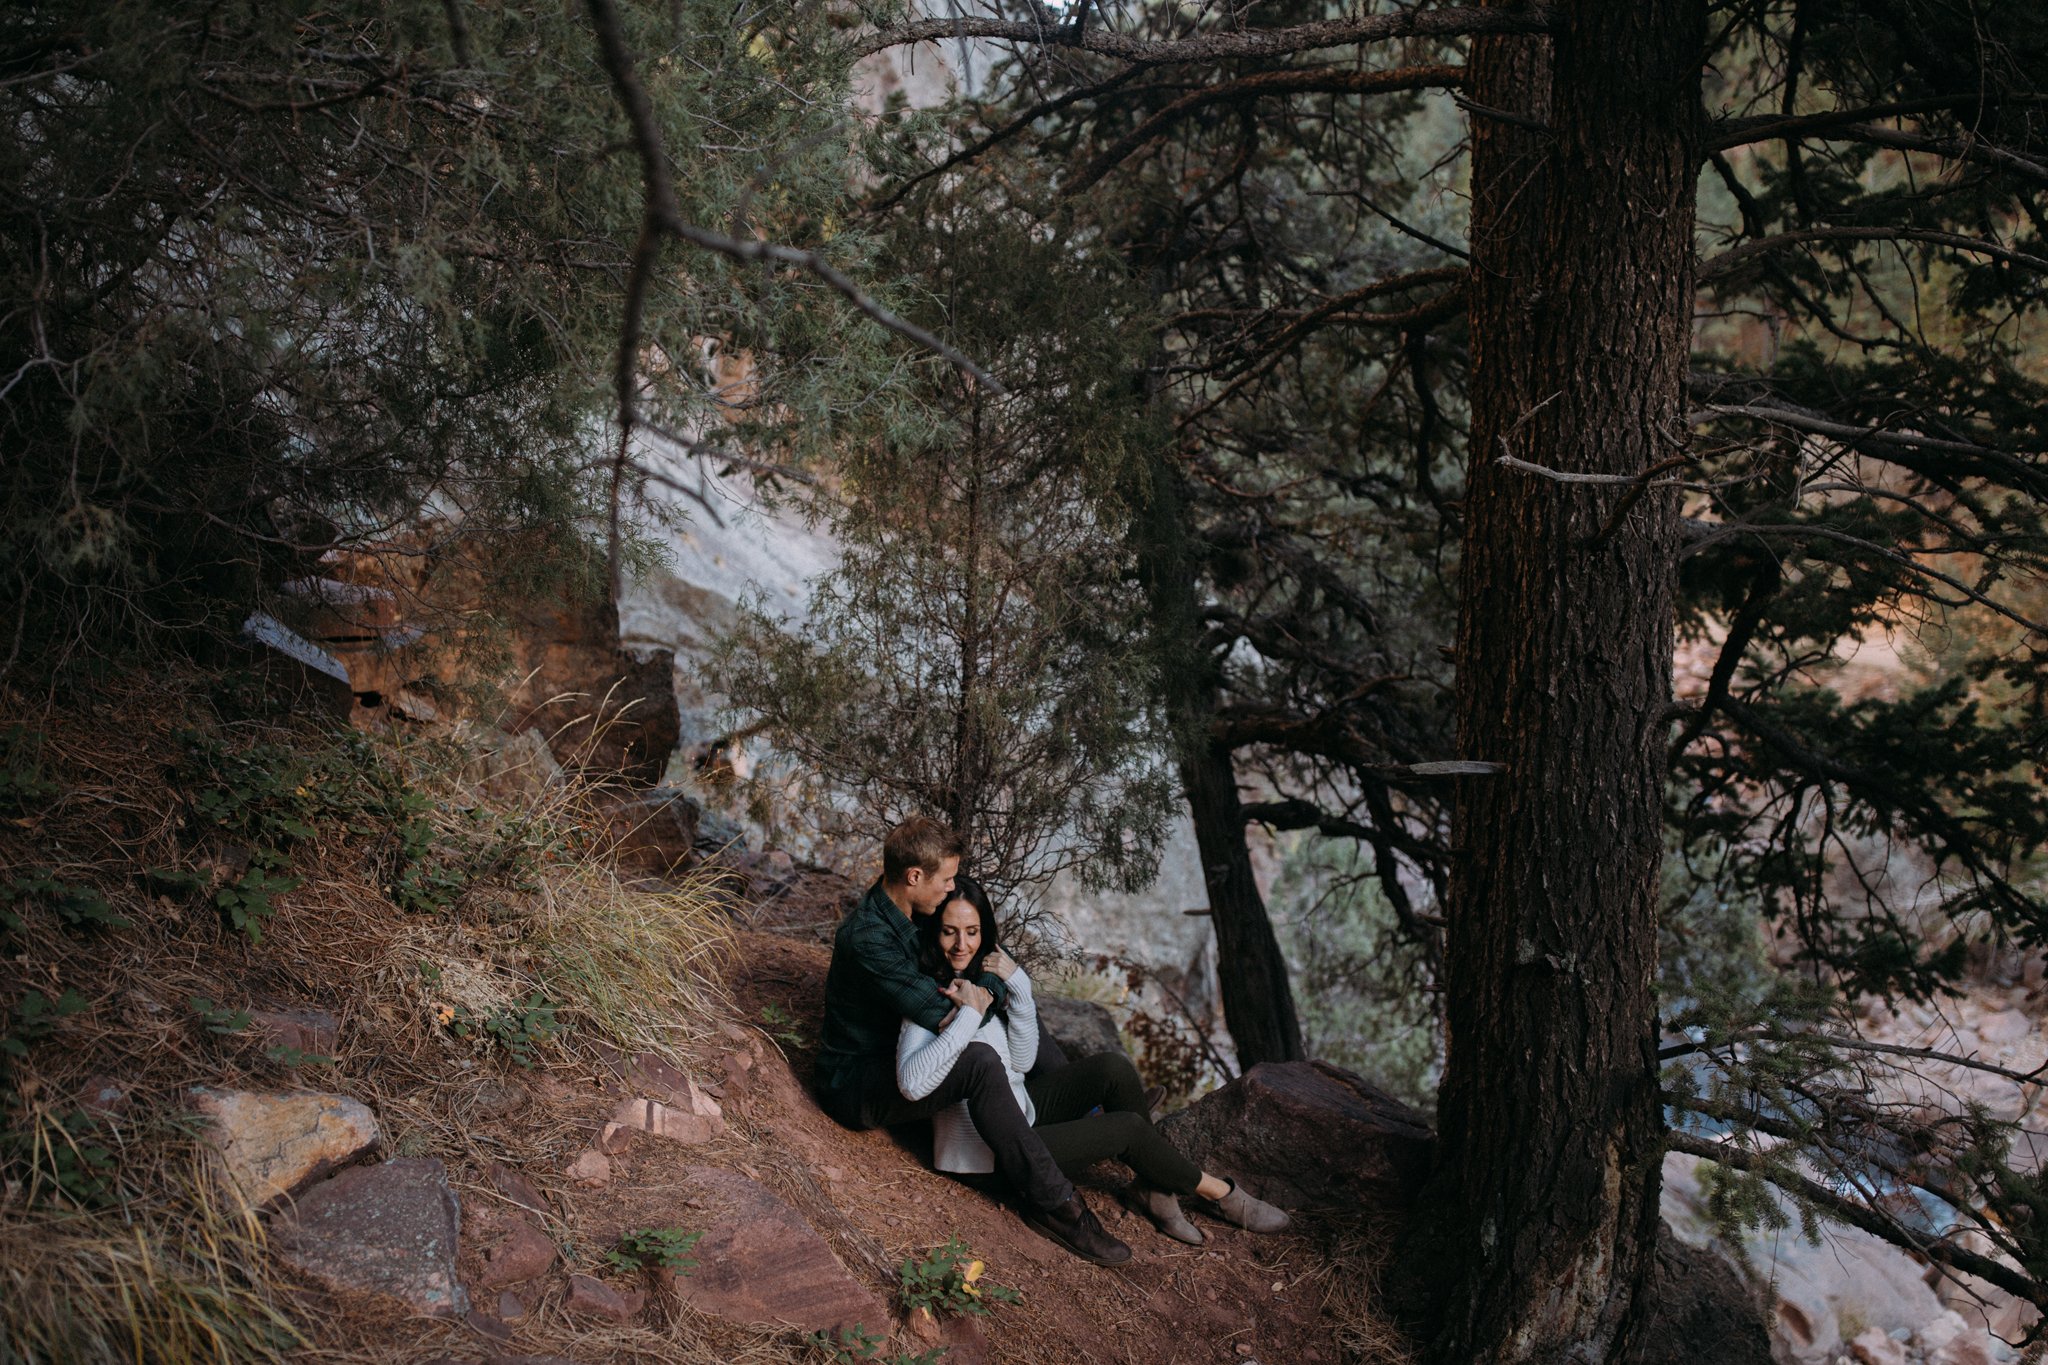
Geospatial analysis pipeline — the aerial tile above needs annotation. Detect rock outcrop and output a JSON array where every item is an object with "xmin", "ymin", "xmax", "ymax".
[
  {"xmin": 664, "ymin": 1165, "xmax": 890, "ymax": 1339},
  {"xmin": 1157, "ymin": 1061, "xmax": 1433, "ymax": 1211},
  {"xmin": 272, "ymin": 1157, "xmax": 468, "ymax": 1318},
  {"xmin": 1036, "ymin": 995, "xmax": 1124, "ymax": 1062},
  {"xmin": 190, "ymin": 1087, "xmax": 379, "ymax": 1211}
]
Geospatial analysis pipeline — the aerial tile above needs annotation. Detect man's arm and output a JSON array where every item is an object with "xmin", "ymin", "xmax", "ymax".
[{"xmin": 852, "ymin": 918, "xmax": 1009, "ymax": 1032}]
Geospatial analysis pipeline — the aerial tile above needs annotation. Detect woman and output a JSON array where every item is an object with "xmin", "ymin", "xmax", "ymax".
[{"xmin": 896, "ymin": 874, "xmax": 1288, "ymax": 1244}]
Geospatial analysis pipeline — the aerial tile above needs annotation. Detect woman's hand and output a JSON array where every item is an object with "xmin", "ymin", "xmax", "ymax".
[
  {"xmin": 985, "ymin": 947, "xmax": 1020, "ymax": 981},
  {"xmin": 943, "ymin": 978, "xmax": 994, "ymax": 1017}
]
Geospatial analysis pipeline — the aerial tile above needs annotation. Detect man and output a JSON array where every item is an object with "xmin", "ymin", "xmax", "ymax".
[{"xmin": 814, "ymin": 816, "xmax": 1130, "ymax": 1265}]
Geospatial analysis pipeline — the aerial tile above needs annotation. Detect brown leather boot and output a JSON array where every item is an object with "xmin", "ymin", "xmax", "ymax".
[{"xmin": 1021, "ymin": 1193, "xmax": 1132, "ymax": 1265}]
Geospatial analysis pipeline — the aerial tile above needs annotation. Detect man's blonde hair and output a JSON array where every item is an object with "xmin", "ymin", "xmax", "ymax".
[{"xmin": 882, "ymin": 817, "xmax": 964, "ymax": 884}]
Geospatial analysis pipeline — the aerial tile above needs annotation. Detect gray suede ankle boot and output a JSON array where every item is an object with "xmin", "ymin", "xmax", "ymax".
[
  {"xmin": 1123, "ymin": 1185, "xmax": 1205, "ymax": 1245},
  {"xmin": 1211, "ymin": 1180, "xmax": 1290, "ymax": 1233}
]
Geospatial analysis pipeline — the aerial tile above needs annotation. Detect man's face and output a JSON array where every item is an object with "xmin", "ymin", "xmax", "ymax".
[{"xmin": 903, "ymin": 855, "xmax": 960, "ymax": 916}]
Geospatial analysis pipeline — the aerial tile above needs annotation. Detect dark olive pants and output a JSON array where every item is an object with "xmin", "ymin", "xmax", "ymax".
[{"xmin": 1025, "ymin": 1052, "xmax": 1204, "ymax": 1196}]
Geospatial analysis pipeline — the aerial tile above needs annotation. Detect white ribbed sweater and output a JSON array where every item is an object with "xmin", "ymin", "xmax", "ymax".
[{"xmin": 895, "ymin": 971, "xmax": 1037, "ymax": 1174}]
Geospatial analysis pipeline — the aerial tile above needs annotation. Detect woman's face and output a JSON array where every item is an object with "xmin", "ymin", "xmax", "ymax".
[{"xmin": 938, "ymin": 898, "xmax": 983, "ymax": 974}]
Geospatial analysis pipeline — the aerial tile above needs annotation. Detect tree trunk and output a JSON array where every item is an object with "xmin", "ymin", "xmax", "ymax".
[
  {"xmin": 1182, "ymin": 732, "xmax": 1305, "ymax": 1067},
  {"xmin": 1413, "ymin": 2, "xmax": 1704, "ymax": 1361},
  {"xmin": 1135, "ymin": 454, "xmax": 1306, "ymax": 1069}
]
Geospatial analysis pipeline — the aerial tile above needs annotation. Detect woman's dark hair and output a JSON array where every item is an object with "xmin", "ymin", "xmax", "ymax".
[{"xmin": 916, "ymin": 873, "xmax": 1001, "ymax": 985}]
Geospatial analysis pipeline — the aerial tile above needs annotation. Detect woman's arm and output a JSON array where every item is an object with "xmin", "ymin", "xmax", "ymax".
[
  {"xmin": 1000, "ymin": 970, "xmax": 1037, "ymax": 1076},
  {"xmin": 897, "ymin": 1003, "xmax": 985, "ymax": 1100}
]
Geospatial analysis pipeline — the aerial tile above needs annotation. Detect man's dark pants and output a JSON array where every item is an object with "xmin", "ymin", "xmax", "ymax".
[{"xmin": 817, "ymin": 1041, "xmax": 1074, "ymax": 1210}]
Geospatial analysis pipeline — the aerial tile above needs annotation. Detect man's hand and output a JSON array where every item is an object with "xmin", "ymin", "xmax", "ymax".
[
  {"xmin": 942, "ymin": 979, "xmax": 993, "ymax": 1017},
  {"xmin": 985, "ymin": 947, "xmax": 1020, "ymax": 981}
]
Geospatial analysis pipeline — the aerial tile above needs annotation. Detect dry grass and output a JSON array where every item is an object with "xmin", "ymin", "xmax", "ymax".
[{"xmin": 0, "ymin": 663, "xmax": 787, "ymax": 1364}]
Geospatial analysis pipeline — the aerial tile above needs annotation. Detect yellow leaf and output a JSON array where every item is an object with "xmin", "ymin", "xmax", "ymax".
[{"xmin": 964, "ymin": 1261, "xmax": 984, "ymax": 1283}]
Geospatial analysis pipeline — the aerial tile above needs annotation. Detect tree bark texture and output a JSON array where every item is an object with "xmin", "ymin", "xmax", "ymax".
[
  {"xmin": 1135, "ymin": 456, "xmax": 1307, "ymax": 1069},
  {"xmin": 1419, "ymin": 2, "xmax": 1704, "ymax": 1361}
]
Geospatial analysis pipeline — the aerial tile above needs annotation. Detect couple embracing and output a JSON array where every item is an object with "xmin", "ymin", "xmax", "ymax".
[{"xmin": 813, "ymin": 817, "xmax": 1287, "ymax": 1265}]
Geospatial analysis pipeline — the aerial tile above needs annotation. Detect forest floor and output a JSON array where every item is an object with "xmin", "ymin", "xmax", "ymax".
[{"xmin": 0, "ymin": 664, "xmax": 1404, "ymax": 1365}]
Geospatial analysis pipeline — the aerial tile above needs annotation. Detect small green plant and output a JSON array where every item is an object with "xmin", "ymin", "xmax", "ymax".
[
  {"xmin": 450, "ymin": 993, "xmax": 565, "ymax": 1067},
  {"xmin": 0, "ymin": 725, "xmax": 58, "ymax": 815},
  {"xmin": 264, "ymin": 1044, "xmax": 333, "ymax": 1068},
  {"xmin": 803, "ymin": 1324, "xmax": 943, "ymax": 1365},
  {"xmin": 189, "ymin": 997, "xmax": 252, "ymax": 1036},
  {"xmin": 2, "ymin": 872, "xmax": 131, "ymax": 932},
  {"xmin": 213, "ymin": 863, "xmax": 301, "ymax": 944},
  {"xmin": 760, "ymin": 1003, "xmax": 805, "ymax": 1047},
  {"xmin": 3, "ymin": 989, "xmax": 91, "ymax": 1058},
  {"xmin": 897, "ymin": 1236, "xmax": 1022, "ymax": 1319},
  {"xmin": 0, "ymin": 1104, "xmax": 120, "ymax": 1208},
  {"xmin": 605, "ymin": 1226, "xmax": 703, "ymax": 1274}
]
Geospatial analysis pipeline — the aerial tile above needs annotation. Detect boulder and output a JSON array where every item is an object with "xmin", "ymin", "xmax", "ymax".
[
  {"xmin": 272, "ymin": 1158, "xmax": 468, "ymax": 1318},
  {"xmin": 1977, "ymin": 1010, "xmax": 2031, "ymax": 1045},
  {"xmin": 664, "ymin": 1165, "xmax": 889, "ymax": 1339},
  {"xmin": 1036, "ymin": 995, "xmax": 1124, "ymax": 1062},
  {"xmin": 1155, "ymin": 1061, "xmax": 1433, "ymax": 1211},
  {"xmin": 1850, "ymin": 1328, "xmax": 1907, "ymax": 1365},
  {"xmin": 190, "ymin": 1087, "xmax": 380, "ymax": 1211},
  {"xmin": 626, "ymin": 1052, "xmax": 716, "ymax": 1111},
  {"xmin": 602, "ymin": 788, "xmax": 700, "ymax": 874},
  {"xmin": 1638, "ymin": 1222, "xmax": 1772, "ymax": 1365}
]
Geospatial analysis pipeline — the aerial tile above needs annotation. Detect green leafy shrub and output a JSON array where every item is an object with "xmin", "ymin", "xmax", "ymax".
[
  {"xmin": 605, "ymin": 1226, "xmax": 702, "ymax": 1273},
  {"xmin": 1, "ymin": 872, "xmax": 131, "ymax": 933},
  {"xmin": 450, "ymin": 993, "xmax": 564, "ymax": 1068},
  {"xmin": 0, "ymin": 724, "xmax": 57, "ymax": 814},
  {"xmin": 896, "ymin": 1236, "xmax": 1021, "ymax": 1319},
  {"xmin": 803, "ymin": 1324, "xmax": 943, "ymax": 1365},
  {"xmin": 212, "ymin": 863, "xmax": 302, "ymax": 945},
  {"xmin": 4, "ymin": 989, "xmax": 91, "ymax": 1060},
  {"xmin": 188, "ymin": 998, "xmax": 252, "ymax": 1036},
  {"xmin": 760, "ymin": 1003, "xmax": 805, "ymax": 1047}
]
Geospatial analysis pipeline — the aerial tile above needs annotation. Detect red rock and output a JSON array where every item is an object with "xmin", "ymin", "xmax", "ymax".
[
  {"xmin": 600, "ymin": 789, "xmax": 700, "ymax": 874},
  {"xmin": 502, "ymin": 596, "xmax": 678, "ymax": 785},
  {"xmin": 938, "ymin": 1315, "xmax": 987, "ymax": 1365},
  {"xmin": 248, "ymin": 1008, "xmax": 339, "ymax": 1057},
  {"xmin": 563, "ymin": 1273, "xmax": 644, "ymax": 1324},
  {"xmin": 76, "ymin": 1075, "xmax": 129, "ymax": 1118},
  {"xmin": 487, "ymin": 1163, "xmax": 550, "ymax": 1216},
  {"xmin": 1156, "ymin": 1060, "xmax": 1433, "ymax": 1211},
  {"xmin": 606, "ymin": 1095, "xmax": 722, "ymax": 1145},
  {"xmin": 271, "ymin": 1158, "xmax": 467, "ymax": 1317},
  {"xmin": 476, "ymin": 1218, "xmax": 556, "ymax": 1288},
  {"xmin": 565, "ymin": 1150, "xmax": 609, "ymax": 1187},
  {"xmin": 627, "ymin": 1053, "xmax": 719, "ymax": 1113},
  {"xmin": 665, "ymin": 1165, "xmax": 889, "ymax": 1339},
  {"xmin": 464, "ymin": 1309, "xmax": 512, "ymax": 1342},
  {"xmin": 594, "ymin": 1123, "xmax": 635, "ymax": 1155},
  {"xmin": 497, "ymin": 1290, "xmax": 527, "ymax": 1321}
]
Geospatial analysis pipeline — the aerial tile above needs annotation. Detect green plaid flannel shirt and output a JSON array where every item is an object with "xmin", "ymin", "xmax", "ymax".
[{"xmin": 814, "ymin": 879, "xmax": 1010, "ymax": 1095}]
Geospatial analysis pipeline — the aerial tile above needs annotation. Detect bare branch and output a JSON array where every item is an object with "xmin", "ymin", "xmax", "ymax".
[
  {"xmin": 1708, "ymin": 93, "xmax": 2048, "ymax": 151},
  {"xmin": 1700, "ymin": 225, "xmax": 2048, "ymax": 280},
  {"xmin": 842, "ymin": 7, "xmax": 1549, "ymax": 66}
]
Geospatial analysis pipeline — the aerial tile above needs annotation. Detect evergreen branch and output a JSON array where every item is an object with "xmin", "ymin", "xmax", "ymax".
[
  {"xmin": 865, "ymin": 66, "xmax": 1148, "ymax": 217},
  {"xmin": 1700, "ymin": 226, "xmax": 2048, "ymax": 281},
  {"xmin": 842, "ymin": 8, "xmax": 1549, "ymax": 66},
  {"xmin": 1664, "ymin": 1130, "xmax": 2043, "ymax": 1306},
  {"xmin": 1060, "ymin": 65, "xmax": 1464, "ymax": 198},
  {"xmin": 583, "ymin": 0, "xmax": 1003, "ymax": 394}
]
